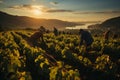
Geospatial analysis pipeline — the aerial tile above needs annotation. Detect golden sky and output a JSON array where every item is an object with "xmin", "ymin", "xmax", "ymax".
[{"xmin": 0, "ymin": 0, "xmax": 120, "ymax": 22}]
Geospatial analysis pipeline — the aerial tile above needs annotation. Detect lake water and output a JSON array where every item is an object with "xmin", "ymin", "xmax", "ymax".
[{"xmin": 66, "ymin": 23, "xmax": 96, "ymax": 29}]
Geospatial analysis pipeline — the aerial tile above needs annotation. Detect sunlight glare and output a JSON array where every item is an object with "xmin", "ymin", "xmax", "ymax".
[{"xmin": 33, "ymin": 9, "xmax": 42, "ymax": 15}]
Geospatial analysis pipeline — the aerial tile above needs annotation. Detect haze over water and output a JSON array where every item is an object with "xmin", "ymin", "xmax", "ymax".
[{"xmin": 66, "ymin": 23, "xmax": 97, "ymax": 29}]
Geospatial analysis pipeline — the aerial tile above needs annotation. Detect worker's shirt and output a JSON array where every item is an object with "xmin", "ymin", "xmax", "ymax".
[
  {"xmin": 30, "ymin": 31, "xmax": 43, "ymax": 40},
  {"xmin": 80, "ymin": 31, "xmax": 93, "ymax": 46}
]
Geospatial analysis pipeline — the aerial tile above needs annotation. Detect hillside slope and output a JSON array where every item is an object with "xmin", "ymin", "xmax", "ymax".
[
  {"xmin": 100, "ymin": 16, "xmax": 120, "ymax": 29},
  {"xmin": 0, "ymin": 11, "xmax": 80, "ymax": 30}
]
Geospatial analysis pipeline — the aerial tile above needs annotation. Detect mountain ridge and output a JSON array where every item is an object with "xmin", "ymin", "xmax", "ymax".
[
  {"xmin": 0, "ymin": 11, "xmax": 80, "ymax": 30},
  {"xmin": 88, "ymin": 16, "xmax": 120, "ymax": 31},
  {"xmin": 100, "ymin": 16, "xmax": 120, "ymax": 29}
]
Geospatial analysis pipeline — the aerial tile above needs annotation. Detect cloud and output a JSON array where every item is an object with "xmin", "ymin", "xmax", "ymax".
[
  {"xmin": 0, "ymin": 0, "xmax": 3, "ymax": 3},
  {"xmin": 9, "ymin": 5, "xmax": 33, "ymax": 10},
  {"xmin": 32, "ymin": 0, "xmax": 36, "ymax": 1},
  {"xmin": 8, "ymin": 4, "xmax": 74, "ymax": 13},
  {"xmin": 46, "ymin": 9, "xmax": 74, "ymax": 13},
  {"xmin": 50, "ymin": 2, "xmax": 58, "ymax": 5},
  {"xmin": 75, "ymin": 10, "xmax": 120, "ymax": 14},
  {"xmin": 8, "ymin": 4, "xmax": 45, "ymax": 11}
]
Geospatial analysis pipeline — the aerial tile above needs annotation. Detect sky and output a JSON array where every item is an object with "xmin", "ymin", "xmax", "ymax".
[{"xmin": 0, "ymin": 0, "xmax": 120, "ymax": 22}]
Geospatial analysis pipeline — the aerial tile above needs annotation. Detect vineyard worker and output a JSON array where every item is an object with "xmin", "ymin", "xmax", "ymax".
[
  {"xmin": 30, "ymin": 29, "xmax": 44, "ymax": 41},
  {"xmin": 29, "ymin": 26, "xmax": 45, "ymax": 46},
  {"xmin": 79, "ymin": 29, "xmax": 94, "ymax": 52},
  {"xmin": 104, "ymin": 29, "xmax": 110, "ymax": 42}
]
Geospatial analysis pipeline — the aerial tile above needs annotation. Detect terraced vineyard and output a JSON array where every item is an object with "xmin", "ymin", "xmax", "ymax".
[{"xmin": 0, "ymin": 30, "xmax": 120, "ymax": 80}]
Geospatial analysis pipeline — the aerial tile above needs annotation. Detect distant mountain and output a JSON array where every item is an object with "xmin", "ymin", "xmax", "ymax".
[
  {"xmin": 0, "ymin": 11, "xmax": 80, "ymax": 30},
  {"xmin": 100, "ymin": 16, "xmax": 120, "ymax": 29},
  {"xmin": 88, "ymin": 16, "xmax": 120, "ymax": 31}
]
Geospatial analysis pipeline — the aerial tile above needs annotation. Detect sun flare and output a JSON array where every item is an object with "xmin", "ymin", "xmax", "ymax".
[{"xmin": 33, "ymin": 9, "xmax": 42, "ymax": 15}]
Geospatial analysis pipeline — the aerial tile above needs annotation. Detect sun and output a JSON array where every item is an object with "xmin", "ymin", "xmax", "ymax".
[{"xmin": 33, "ymin": 9, "xmax": 42, "ymax": 15}]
